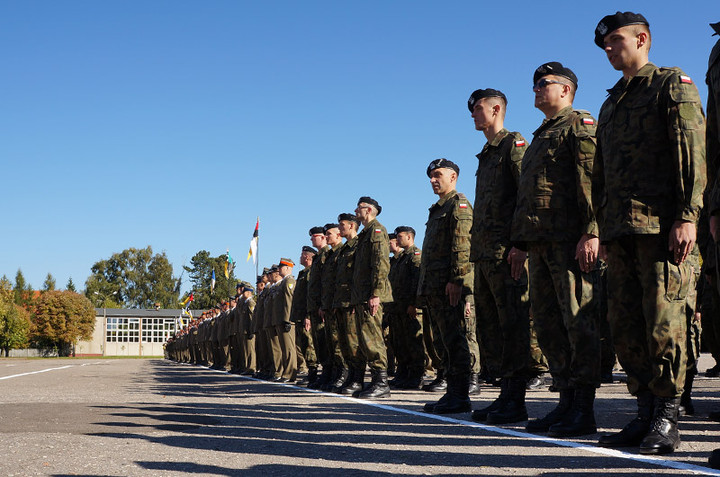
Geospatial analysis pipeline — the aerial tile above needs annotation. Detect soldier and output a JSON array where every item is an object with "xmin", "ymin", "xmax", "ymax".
[
  {"xmin": 419, "ymin": 159, "xmax": 475, "ymax": 414},
  {"xmin": 264, "ymin": 265, "xmax": 283, "ymax": 381},
  {"xmin": 252, "ymin": 274, "xmax": 269, "ymax": 378},
  {"xmin": 274, "ymin": 258, "xmax": 297, "ymax": 382},
  {"xmin": 291, "ymin": 246, "xmax": 317, "ymax": 381},
  {"xmin": 307, "ymin": 226, "xmax": 331, "ymax": 389},
  {"xmin": 512, "ymin": 62, "xmax": 601, "ymax": 437},
  {"xmin": 465, "ymin": 88, "xmax": 533, "ymax": 424},
  {"xmin": 228, "ymin": 292, "xmax": 242, "ymax": 373},
  {"xmin": 239, "ymin": 282, "xmax": 257, "ymax": 375},
  {"xmin": 592, "ymin": 12, "xmax": 706, "ymax": 454},
  {"xmin": 389, "ymin": 226, "xmax": 425, "ymax": 390},
  {"xmin": 351, "ymin": 196, "xmax": 393, "ymax": 399},
  {"xmin": 321, "ymin": 223, "xmax": 346, "ymax": 391},
  {"xmin": 385, "ymin": 232, "xmax": 401, "ymax": 378}
]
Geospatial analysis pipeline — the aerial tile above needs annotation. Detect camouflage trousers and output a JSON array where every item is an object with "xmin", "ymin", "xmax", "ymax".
[
  {"xmin": 592, "ymin": 261, "xmax": 617, "ymax": 375},
  {"xmin": 295, "ymin": 319, "xmax": 316, "ymax": 370},
  {"xmin": 528, "ymin": 241, "xmax": 600, "ymax": 389},
  {"xmin": 605, "ymin": 235, "xmax": 688, "ymax": 398},
  {"xmin": 473, "ymin": 258, "xmax": 531, "ymax": 379},
  {"xmin": 310, "ymin": 312, "xmax": 329, "ymax": 369},
  {"xmin": 423, "ymin": 294, "xmax": 476, "ymax": 378},
  {"xmin": 323, "ymin": 310, "xmax": 346, "ymax": 369},
  {"xmin": 529, "ymin": 314, "xmax": 549, "ymax": 374},
  {"xmin": 335, "ymin": 307, "xmax": 365, "ymax": 370},
  {"xmin": 354, "ymin": 302, "xmax": 388, "ymax": 371},
  {"xmin": 685, "ymin": 246, "xmax": 702, "ymax": 373},
  {"xmin": 422, "ymin": 306, "xmax": 445, "ymax": 371},
  {"xmin": 387, "ymin": 302, "xmax": 426, "ymax": 374}
]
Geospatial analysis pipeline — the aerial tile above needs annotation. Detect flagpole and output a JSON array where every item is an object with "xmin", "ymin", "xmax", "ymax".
[{"xmin": 256, "ymin": 216, "xmax": 259, "ymax": 281}]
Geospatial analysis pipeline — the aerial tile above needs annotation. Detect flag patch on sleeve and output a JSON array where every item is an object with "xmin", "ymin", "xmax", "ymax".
[
  {"xmin": 374, "ymin": 229, "xmax": 382, "ymax": 233},
  {"xmin": 459, "ymin": 203, "xmax": 468, "ymax": 208},
  {"xmin": 680, "ymin": 75, "xmax": 693, "ymax": 84},
  {"xmin": 515, "ymin": 140, "xmax": 525, "ymax": 147},
  {"xmin": 414, "ymin": 251, "xmax": 421, "ymax": 255},
  {"xmin": 582, "ymin": 118, "xmax": 595, "ymax": 125}
]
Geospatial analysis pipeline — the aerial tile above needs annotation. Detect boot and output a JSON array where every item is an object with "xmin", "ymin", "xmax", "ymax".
[
  {"xmin": 598, "ymin": 390, "xmax": 654, "ymax": 447},
  {"xmin": 399, "ymin": 368, "xmax": 424, "ymax": 390},
  {"xmin": 423, "ymin": 369, "xmax": 447, "ymax": 392},
  {"xmin": 679, "ymin": 371, "xmax": 695, "ymax": 416},
  {"xmin": 472, "ymin": 379, "xmax": 510, "ymax": 422},
  {"xmin": 322, "ymin": 366, "xmax": 342, "ymax": 391},
  {"xmin": 306, "ymin": 367, "xmax": 318, "ymax": 386},
  {"xmin": 487, "ymin": 378, "xmax": 528, "ymax": 424},
  {"xmin": 308, "ymin": 365, "xmax": 332, "ymax": 389},
  {"xmin": 526, "ymin": 388, "xmax": 574, "ymax": 432},
  {"xmin": 710, "ymin": 449, "xmax": 720, "ymax": 469},
  {"xmin": 357, "ymin": 369, "xmax": 391, "ymax": 399},
  {"xmin": 548, "ymin": 386, "xmax": 597, "ymax": 437},
  {"xmin": 330, "ymin": 367, "xmax": 349, "ymax": 393},
  {"xmin": 639, "ymin": 397, "xmax": 681, "ymax": 455},
  {"xmin": 431, "ymin": 374, "xmax": 471, "ymax": 414},
  {"xmin": 389, "ymin": 366, "xmax": 408, "ymax": 388},
  {"xmin": 341, "ymin": 366, "xmax": 364, "ymax": 395},
  {"xmin": 423, "ymin": 392, "xmax": 450, "ymax": 413},
  {"xmin": 468, "ymin": 373, "xmax": 481, "ymax": 396}
]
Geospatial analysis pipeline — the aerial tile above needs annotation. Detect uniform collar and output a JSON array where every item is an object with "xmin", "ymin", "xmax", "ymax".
[
  {"xmin": 434, "ymin": 189, "xmax": 458, "ymax": 208},
  {"xmin": 487, "ymin": 128, "xmax": 510, "ymax": 148},
  {"xmin": 534, "ymin": 106, "xmax": 573, "ymax": 135},
  {"xmin": 607, "ymin": 62, "xmax": 656, "ymax": 96}
]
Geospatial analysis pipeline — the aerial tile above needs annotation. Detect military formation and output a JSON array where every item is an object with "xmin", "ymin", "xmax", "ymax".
[{"xmin": 166, "ymin": 12, "xmax": 720, "ymax": 467}]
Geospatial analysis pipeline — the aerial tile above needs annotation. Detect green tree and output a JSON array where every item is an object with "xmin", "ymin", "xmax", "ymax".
[
  {"xmin": 184, "ymin": 250, "xmax": 239, "ymax": 309},
  {"xmin": 66, "ymin": 277, "xmax": 77, "ymax": 292},
  {"xmin": 42, "ymin": 273, "xmax": 56, "ymax": 291},
  {"xmin": 14, "ymin": 269, "xmax": 34, "ymax": 308},
  {"xmin": 33, "ymin": 290, "xmax": 95, "ymax": 357},
  {"xmin": 0, "ymin": 278, "xmax": 30, "ymax": 356},
  {"xmin": 84, "ymin": 246, "xmax": 179, "ymax": 309}
]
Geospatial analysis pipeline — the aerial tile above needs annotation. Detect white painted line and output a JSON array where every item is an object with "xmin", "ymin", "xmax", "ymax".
[
  {"xmin": 202, "ymin": 366, "xmax": 720, "ymax": 476},
  {"xmin": 0, "ymin": 365, "xmax": 75, "ymax": 381}
]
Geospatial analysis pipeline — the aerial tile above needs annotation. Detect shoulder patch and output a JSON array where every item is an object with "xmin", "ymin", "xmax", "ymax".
[
  {"xmin": 679, "ymin": 75, "xmax": 692, "ymax": 84},
  {"xmin": 514, "ymin": 140, "xmax": 526, "ymax": 147},
  {"xmin": 581, "ymin": 118, "xmax": 594, "ymax": 125},
  {"xmin": 374, "ymin": 228, "xmax": 382, "ymax": 233},
  {"xmin": 414, "ymin": 251, "xmax": 421, "ymax": 255},
  {"xmin": 459, "ymin": 202, "xmax": 468, "ymax": 208},
  {"xmin": 289, "ymin": 283, "xmax": 294, "ymax": 290}
]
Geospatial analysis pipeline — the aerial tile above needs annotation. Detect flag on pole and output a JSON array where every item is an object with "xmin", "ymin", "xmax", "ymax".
[
  {"xmin": 247, "ymin": 217, "xmax": 259, "ymax": 263},
  {"xmin": 179, "ymin": 291, "xmax": 194, "ymax": 307},
  {"xmin": 210, "ymin": 269, "xmax": 216, "ymax": 293},
  {"xmin": 224, "ymin": 249, "xmax": 234, "ymax": 279}
]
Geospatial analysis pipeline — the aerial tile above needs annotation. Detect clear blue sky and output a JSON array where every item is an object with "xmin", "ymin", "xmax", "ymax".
[{"xmin": 1, "ymin": 1, "xmax": 715, "ymax": 297}]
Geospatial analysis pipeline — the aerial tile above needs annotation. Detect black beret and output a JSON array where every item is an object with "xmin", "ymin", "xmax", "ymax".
[
  {"xmin": 309, "ymin": 226, "xmax": 325, "ymax": 236},
  {"xmin": 358, "ymin": 196, "xmax": 382, "ymax": 215},
  {"xmin": 394, "ymin": 225, "xmax": 416, "ymax": 236},
  {"xmin": 323, "ymin": 223, "xmax": 339, "ymax": 233},
  {"xmin": 427, "ymin": 158, "xmax": 460, "ymax": 177},
  {"xmin": 595, "ymin": 12, "xmax": 649, "ymax": 48},
  {"xmin": 467, "ymin": 88, "xmax": 507, "ymax": 112},
  {"xmin": 301, "ymin": 245, "xmax": 317, "ymax": 255},
  {"xmin": 388, "ymin": 233, "xmax": 397, "ymax": 240},
  {"xmin": 338, "ymin": 212, "xmax": 360, "ymax": 225},
  {"xmin": 236, "ymin": 282, "xmax": 243, "ymax": 289},
  {"xmin": 256, "ymin": 275, "xmax": 263, "ymax": 283},
  {"xmin": 533, "ymin": 61, "xmax": 578, "ymax": 88}
]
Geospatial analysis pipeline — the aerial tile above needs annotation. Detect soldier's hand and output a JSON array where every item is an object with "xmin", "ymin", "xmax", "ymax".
[
  {"xmin": 507, "ymin": 247, "xmax": 527, "ymax": 281},
  {"xmin": 464, "ymin": 301, "xmax": 472, "ymax": 317},
  {"xmin": 711, "ymin": 215, "xmax": 720, "ymax": 243},
  {"xmin": 318, "ymin": 309, "xmax": 325, "ymax": 321},
  {"xmin": 575, "ymin": 234, "xmax": 599, "ymax": 273},
  {"xmin": 445, "ymin": 282, "xmax": 462, "ymax": 307},
  {"xmin": 669, "ymin": 220, "xmax": 696, "ymax": 264},
  {"xmin": 368, "ymin": 296, "xmax": 380, "ymax": 316},
  {"xmin": 407, "ymin": 305, "xmax": 416, "ymax": 318},
  {"xmin": 304, "ymin": 318, "xmax": 311, "ymax": 332}
]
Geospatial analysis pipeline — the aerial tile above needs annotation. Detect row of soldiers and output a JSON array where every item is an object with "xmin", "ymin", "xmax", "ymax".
[{"xmin": 167, "ymin": 11, "xmax": 720, "ymax": 466}]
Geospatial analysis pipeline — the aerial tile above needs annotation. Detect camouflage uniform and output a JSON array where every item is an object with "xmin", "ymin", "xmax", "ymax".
[
  {"xmin": 333, "ymin": 235, "xmax": 363, "ymax": 371},
  {"xmin": 471, "ymin": 127, "xmax": 532, "ymax": 380},
  {"xmin": 351, "ymin": 217, "xmax": 392, "ymax": 371},
  {"xmin": 290, "ymin": 267, "xmax": 314, "ymax": 371},
  {"xmin": 322, "ymin": 243, "xmax": 345, "ymax": 371},
  {"xmin": 594, "ymin": 63, "xmax": 706, "ymax": 398},
  {"xmin": 512, "ymin": 105, "xmax": 600, "ymax": 390},
  {"xmin": 418, "ymin": 190, "xmax": 475, "ymax": 378},
  {"xmin": 307, "ymin": 246, "xmax": 330, "ymax": 368}
]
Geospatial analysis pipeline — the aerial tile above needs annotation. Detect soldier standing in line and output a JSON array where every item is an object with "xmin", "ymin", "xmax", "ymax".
[
  {"xmin": 389, "ymin": 226, "xmax": 425, "ymax": 390},
  {"xmin": 512, "ymin": 62, "xmax": 601, "ymax": 437},
  {"xmin": 333, "ymin": 213, "xmax": 364, "ymax": 394},
  {"xmin": 291, "ymin": 246, "xmax": 317, "ymax": 381},
  {"xmin": 351, "ymin": 196, "xmax": 393, "ymax": 399},
  {"xmin": 465, "ymin": 88, "xmax": 533, "ymax": 425},
  {"xmin": 385, "ymin": 233, "xmax": 402, "ymax": 379},
  {"xmin": 592, "ymin": 12, "xmax": 706, "ymax": 454},
  {"xmin": 307, "ymin": 227, "xmax": 331, "ymax": 389},
  {"xmin": 228, "ymin": 292, "xmax": 242, "ymax": 373},
  {"xmin": 320, "ymin": 223, "xmax": 346, "ymax": 391},
  {"xmin": 239, "ymin": 282, "xmax": 257, "ymax": 375},
  {"xmin": 264, "ymin": 265, "xmax": 283, "ymax": 381},
  {"xmin": 274, "ymin": 258, "xmax": 297, "ymax": 382},
  {"xmin": 252, "ymin": 274, "xmax": 268, "ymax": 378},
  {"xmin": 419, "ymin": 159, "xmax": 475, "ymax": 414}
]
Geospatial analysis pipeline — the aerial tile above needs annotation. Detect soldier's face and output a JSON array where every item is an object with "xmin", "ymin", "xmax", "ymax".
[
  {"xmin": 338, "ymin": 220, "xmax": 354, "ymax": 238},
  {"xmin": 397, "ymin": 231, "xmax": 413, "ymax": 248},
  {"xmin": 325, "ymin": 228, "xmax": 342, "ymax": 245},
  {"xmin": 310, "ymin": 234, "xmax": 326, "ymax": 248},
  {"xmin": 300, "ymin": 251, "xmax": 313, "ymax": 267},
  {"xmin": 429, "ymin": 168, "xmax": 455, "ymax": 196},
  {"xmin": 533, "ymin": 75, "xmax": 569, "ymax": 111},
  {"xmin": 355, "ymin": 203, "xmax": 371, "ymax": 222},
  {"xmin": 472, "ymin": 98, "xmax": 495, "ymax": 131},
  {"xmin": 389, "ymin": 239, "xmax": 401, "ymax": 254},
  {"xmin": 603, "ymin": 26, "xmax": 643, "ymax": 71}
]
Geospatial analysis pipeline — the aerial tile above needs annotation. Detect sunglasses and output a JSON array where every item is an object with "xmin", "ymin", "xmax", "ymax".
[{"xmin": 533, "ymin": 78, "xmax": 568, "ymax": 90}]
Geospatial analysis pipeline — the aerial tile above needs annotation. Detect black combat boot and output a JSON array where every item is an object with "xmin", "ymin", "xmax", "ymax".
[
  {"xmin": 399, "ymin": 368, "xmax": 424, "ymax": 390},
  {"xmin": 639, "ymin": 397, "xmax": 681, "ymax": 455},
  {"xmin": 422, "ymin": 369, "xmax": 447, "ymax": 392},
  {"xmin": 306, "ymin": 367, "xmax": 318, "ymax": 386},
  {"xmin": 598, "ymin": 390, "xmax": 654, "ymax": 447},
  {"xmin": 330, "ymin": 367, "xmax": 349, "ymax": 393},
  {"xmin": 472, "ymin": 379, "xmax": 509, "ymax": 422},
  {"xmin": 487, "ymin": 378, "xmax": 528, "ymax": 424},
  {"xmin": 389, "ymin": 366, "xmax": 408, "ymax": 388},
  {"xmin": 308, "ymin": 365, "xmax": 332, "ymax": 390},
  {"xmin": 526, "ymin": 388, "xmax": 574, "ymax": 432},
  {"xmin": 341, "ymin": 366, "xmax": 364, "ymax": 395},
  {"xmin": 357, "ymin": 369, "xmax": 391, "ymax": 399},
  {"xmin": 679, "ymin": 370, "xmax": 695, "ymax": 416},
  {"xmin": 548, "ymin": 386, "xmax": 597, "ymax": 437},
  {"xmin": 431, "ymin": 374, "xmax": 471, "ymax": 414},
  {"xmin": 468, "ymin": 373, "xmax": 481, "ymax": 396}
]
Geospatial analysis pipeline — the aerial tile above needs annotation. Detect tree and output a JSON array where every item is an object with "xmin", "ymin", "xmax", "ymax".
[
  {"xmin": 84, "ymin": 246, "xmax": 179, "ymax": 309},
  {"xmin": 33, "ymin": 290, "xmax": 95, "ymax": 356},
  {"xmin": 0, "ymin": 277, "xmax": 30, "ymax": 356},
  {"xmin": 42, "ymin": 273, "xmax": 56, "ymax": 291},
  {"xmin": 66, "ymin": 277, "xmax": 77, "ymax": 292},
  {"xmin": 184, "ymin": 250, "xmax": 240, "ymax": 309},
  {"xmin": 14, "ymin": 269, "xmax": 34, "ymax": 308}
]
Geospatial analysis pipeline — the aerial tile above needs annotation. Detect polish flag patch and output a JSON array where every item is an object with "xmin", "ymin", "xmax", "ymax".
[
  {"xmin": 459, "ymin": 203, "xmax": 468, "ymax": 208},
  {"xmin": 374, "ymin": 229, "xmax": 382, "ymax": 233},
  {"xmin": 515, "ymin": 140, "xmax": 525, "ymax": 147},
  {"xmin": 414, "ymin": 251, "xmax": 421, "ymax": 255},
  {"xmin": 680, "ymin": 75, "xmax": 693, "ymax": 84},
  {"xmin": 582, "ymin": 118, "xmax": 595, "ymax": 125}
]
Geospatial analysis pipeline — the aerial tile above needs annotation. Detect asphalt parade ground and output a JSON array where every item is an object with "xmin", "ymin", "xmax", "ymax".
[{"xmin": 2, "ymin": 358, "xmax": 720, "ymax": 476}]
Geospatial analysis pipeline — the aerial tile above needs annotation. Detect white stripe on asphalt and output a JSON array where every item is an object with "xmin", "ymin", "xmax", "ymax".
[
  {"xmin": 209, "ymin": 367, "xmax": 720, "ymax": 476},
  {"xmin": 0, "ymin": 365, "xmax": 76, "ymax": 381}
]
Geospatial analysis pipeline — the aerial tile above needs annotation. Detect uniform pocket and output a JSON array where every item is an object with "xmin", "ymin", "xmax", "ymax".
[{"xmin": 664, "ymin": 259, "xmax": 690, "ymax": 302}]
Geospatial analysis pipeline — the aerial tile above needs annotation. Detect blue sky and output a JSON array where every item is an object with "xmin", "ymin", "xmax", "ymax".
[{"xmin": 1, "ymin": 1, "xmax": 715, "ymax": 296}]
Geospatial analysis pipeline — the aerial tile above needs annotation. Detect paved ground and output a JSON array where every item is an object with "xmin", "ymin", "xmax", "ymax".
[{"xmin": 1, "ymin": 357, "xmax": 720, "ymax": 476}]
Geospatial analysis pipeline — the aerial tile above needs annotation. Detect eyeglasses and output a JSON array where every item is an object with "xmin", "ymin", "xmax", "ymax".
[{"xmin": 533, "ymin": 78, "xmax": 568, "ymax": 90}]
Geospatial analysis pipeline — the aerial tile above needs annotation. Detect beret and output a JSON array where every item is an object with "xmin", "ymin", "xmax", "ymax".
[
  {"xmin": 595, "ymin": 12, "xmax": 649, "ymax": 48},
  {"xmin": 427, "ymin": 158, "xmax": 460, "ymax": 177},
  {"xmin": 279, "ymin": 257, "xmax": 295, "ymax": 267},
  {"xmin": 262, "ymin": 267, "xmax": 270, "ymax": 275},
  {"xmin": 256, "ymin": 275, "xmax": 263, "ymax": 283},
  {"xmin": 236, "ymin": 282, "xmax": 243, "ymax": 289},
  {"xmin": 338, "ymin": 212, "xmax": 360, "ymax": 225},
  {"xmin": 358, "ymin": 196, "xmax": 382, "ymax": 215},
  {"xmin": 533, "ymin": 61, "xmax": 578, "ymax": 88},
  {"xmin": 323, "ymin": 223, "xmax": 339, "ymax": 233},
  {"xmin": 468, "ymin": 88, "xmax": 507, "ymax": 112},
  {"xmin": 394, "ymin": 225, "xmax": 416, "ymax": 236},
  {"xmin": 309, "ymin": 226, "xmax": 325, "ymax": 236},
  {"xmin": 388, "ymin": 233, "xmax": 397, "ymax": 240},
  {"xmin": 301, "ymin": 245, "xmax": 317, "ymax": 255}
]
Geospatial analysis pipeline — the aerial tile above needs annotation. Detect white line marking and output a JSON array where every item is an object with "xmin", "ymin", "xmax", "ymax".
[
  {"xmin": 201, "ymin": 366, "xmax": 720, "ymax": 476},
  {"xmin": 0, "ymin": 365, "xmax": 75, "ymax": 381}
]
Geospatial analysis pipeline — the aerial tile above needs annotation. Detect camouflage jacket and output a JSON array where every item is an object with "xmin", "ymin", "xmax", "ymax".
[
  {"xmin": 470, "ymin": 128, "xmax": 527, "ymax": 261},
  {"xmin": 289, "ymin": 267, "xmax": 310, "ymax": 323},
  {"xmin": 307, "ymin": 245, "xmax": 329, "ymax": 314},
  {"xmin": 251, "ymin": 289, "xmax": 266, "ymax": 334},
  {"xmin": 271, "ymin": 275, "xmax": 296, "ymax": 326},
  {"xmin": 321, "ymin": 243, "xmax": 342, "ymax": 311},
  {"xmin": 707, "ymin": 30, "xmax": 720, "ymax": 216},
  {"xmin": 390, "ymin": 244, "xmax": 422, "ymax": 305},
  {"xmin": 512, "ymin": 106, "xmax": 598, "ymax": 245},
  {"xmin": 593, "ymin": 63, "xmax": 706, "ymax": 240},
  {"xmin": 418, "ymin": 190, "xmax": 474, "ymax": 296},
  {"xmin": 333, "ymin": 235, "xmax": 358, "ymax": 309},
  {"xmin": 351, "ymin": 218, "xmax": 392, "ymax": 304}
]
